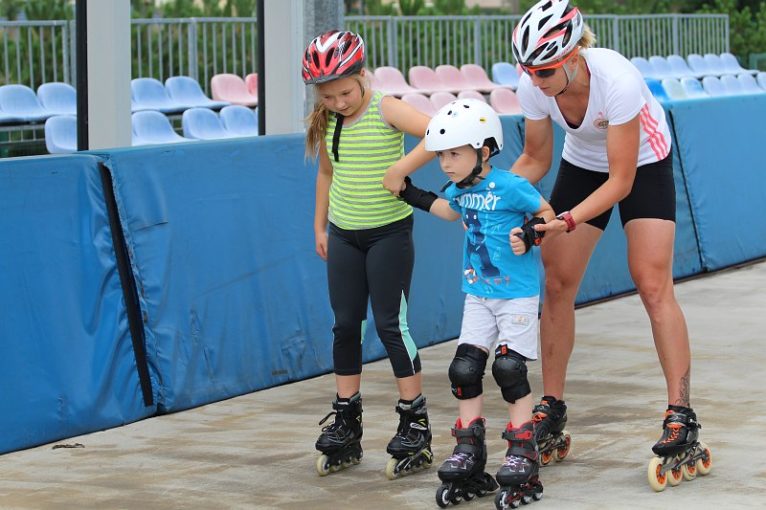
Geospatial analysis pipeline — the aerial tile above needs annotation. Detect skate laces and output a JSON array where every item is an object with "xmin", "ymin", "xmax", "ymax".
[
  {"xmin": 502, "ymin": 454, "xmax": 530, "ymax": 470},
  {"xmin": 446, "ymin": 452, "xmax": 471, "ymax": 465}
]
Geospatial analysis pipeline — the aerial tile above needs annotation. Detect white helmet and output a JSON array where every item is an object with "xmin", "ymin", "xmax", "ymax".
[
  {"xmin": 512, "ymin": 0, "xmax": 584, "ymax": 67},
  {"xmin": 425, "ymin": 99, "xmax": 503, "ymax": 155}
]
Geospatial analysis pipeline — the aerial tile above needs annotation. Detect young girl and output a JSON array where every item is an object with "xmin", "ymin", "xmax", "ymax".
[
  {"xmin": 302, "ymin": 30, "xmax": 435, "ymax": 480},
  {"xmin": 397, "ymin": 99, "xmax": 554, "ymax": 508}
]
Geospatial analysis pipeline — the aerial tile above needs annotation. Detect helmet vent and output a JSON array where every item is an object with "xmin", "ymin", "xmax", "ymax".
[
  {"xmin": 538, "ymin": 14, "xmax": 552, "ymax": 30},
  {"xmin": 439, "ymin": 129, "xmax": 446, "ymax": 134}
]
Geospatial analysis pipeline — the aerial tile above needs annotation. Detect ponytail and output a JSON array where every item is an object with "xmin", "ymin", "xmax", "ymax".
[{"xmin": 305, "ymin": 101, "xmax": 329, "ymax": 159}]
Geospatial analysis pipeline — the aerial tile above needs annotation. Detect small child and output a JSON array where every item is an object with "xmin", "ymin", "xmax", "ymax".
[{"xmin": 396, "ymin": 99, "xmax": 554, "ymax": 507}]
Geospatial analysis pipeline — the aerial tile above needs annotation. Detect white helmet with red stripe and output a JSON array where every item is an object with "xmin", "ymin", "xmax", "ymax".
[{"xmin": 512, "ymin": 0, "xmax": 584, "ymax": 67}]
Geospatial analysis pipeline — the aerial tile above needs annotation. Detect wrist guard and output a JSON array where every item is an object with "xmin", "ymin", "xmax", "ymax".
[
  {"xmin": 399, "ymin": 176, "xmax": 437, "ymax": 212},
  {"xmin": 515, "ymin": 217, "xmax": 546, "ymax": 253}
]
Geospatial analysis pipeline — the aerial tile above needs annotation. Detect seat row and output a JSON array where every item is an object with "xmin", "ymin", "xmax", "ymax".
[
  {"xmin": 45, "ymin": 106, "xmax": 259, "ymax": 154},
  {"xmin": 371, "ymin": 63, "xmax": 520, "ymax": 97},
  {"xmin": 401, "ymin": 88, "xmax": 521, "ymax": 116},
  {"xmin": 631, "ymin": 52, "xmax": 759, "ymax": 81},
  {"xmin": 646, "ymin": 72, "xmax": 766, "ymax": 102}
]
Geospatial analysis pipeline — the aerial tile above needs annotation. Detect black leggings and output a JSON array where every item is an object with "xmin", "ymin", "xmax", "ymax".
[{"xmin": 327, "ymin": 215, "xmax": 421, "ymax": 378}]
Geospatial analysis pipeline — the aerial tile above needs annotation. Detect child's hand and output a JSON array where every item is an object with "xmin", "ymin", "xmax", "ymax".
[
  {"xmin": 510, "ymin": 227, "xmax": 526, "ymax": 255},
  {"xmin": 382, "ymin": 166, "xmax": 405, "ymax": 196}
]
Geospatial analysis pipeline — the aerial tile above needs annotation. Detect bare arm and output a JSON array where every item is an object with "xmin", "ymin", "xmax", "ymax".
[
  {"xmin": 380, "ymin": 95, "xmax": 436, "ymax": 194},
  {"xmin": 314, "ymin": 139, "xmax": 333, "ymax": 260},
  {"xmin": 511, "ymin": 117, "xmax": 554, "ymax": 184},
  {"xmin": 429, "ymin": 199, "xmax": 462, "ymax": 222}
]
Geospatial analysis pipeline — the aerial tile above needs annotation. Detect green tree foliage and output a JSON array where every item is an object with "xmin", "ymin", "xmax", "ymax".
[{"xmin": 699, "ymin": 0, "xmax": 766, "ymax": 63}]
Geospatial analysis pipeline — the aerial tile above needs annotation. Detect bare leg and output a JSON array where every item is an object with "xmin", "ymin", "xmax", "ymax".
[
  {"xmin": 336, "ymin": 374, "xmax": 362, "ymax": 399},
  {"xmin": 395, "ymin": 372, "xmax": 423, "ymax": 401},
  {"xmin": 625, "ymin": 219, "xmax": 691, "ymax": 406},
  {"xmin": 508, "ymin": 394, "xmax": 534, "ymax": 426},
  {"xmin": 458, "ymin": 396, "xmax": 484, "ymax": 425},
  {"xmin": 539, "ymin": 226, "xmax": 601, "ymax": 399}
]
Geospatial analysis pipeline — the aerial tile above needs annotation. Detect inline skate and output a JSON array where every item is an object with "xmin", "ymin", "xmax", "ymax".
[
  {"xmin": 532, "ymin": 396, "xmax": 571, "ymax": 466},
  {"xmin": 494, "ymin": 420, "xmax": 543, "ymax": 509},
  {"xmin": 647, "ymin": 405, "xmax": 712, "ymax": 492},
  {"xmin": 435, "ymin": 417, "xmax": 499, "ymax": 508},
  {"xmin": 315, "ymin": 392, "xmax": 363, "ymax": 476},
  {"xmin": 385, "ymin": 394, "xmax": 433, "ymax": 479}
]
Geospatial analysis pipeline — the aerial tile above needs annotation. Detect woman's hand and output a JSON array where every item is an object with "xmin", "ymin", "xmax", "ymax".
[
  {"xmin": 534, "ymin": 218, "xmax": 568, "ymax": 235},
  {"xmin": 315, "ymin": 230, "xmax": 328, "ymax": 260},
  {"xmin": 383, "ymin": 165, "xmax": 406, "ymax": 196}
]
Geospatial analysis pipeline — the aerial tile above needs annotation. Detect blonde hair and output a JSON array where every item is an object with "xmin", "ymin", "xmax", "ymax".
[
  {"xmin": 304, "ymin": 71, "xmax": 371, "ymax": 159},
  {"xmin": 577, "ymin": 24, "xmax": 596, "ymax": 49}
]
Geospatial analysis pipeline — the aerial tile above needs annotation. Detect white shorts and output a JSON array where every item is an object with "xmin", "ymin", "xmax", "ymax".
[{"xmin": 457, "ymin": 294, "xmax": 540, "ymax": 360}]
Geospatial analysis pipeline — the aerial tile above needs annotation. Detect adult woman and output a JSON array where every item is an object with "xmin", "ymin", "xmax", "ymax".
[{"xmin": 509, "ymin": 0, "xmax": 704, "ymax": 465}]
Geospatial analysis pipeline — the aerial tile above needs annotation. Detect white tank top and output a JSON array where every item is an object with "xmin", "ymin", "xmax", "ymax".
[{"xmin": 516, "ymin": 47, "xmax": 671, "ymax": 172}]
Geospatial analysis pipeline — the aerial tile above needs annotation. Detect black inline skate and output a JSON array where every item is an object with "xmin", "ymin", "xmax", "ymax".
[
  {"xmin": 494, "ymin": 421, "xmax": 543, "ymax": 509},
  {"xmin": 435, "ymin": 417, "xmax": 499, "ymax": 508},
  {"xmin": 647, "ymin": 405, "xmax": 712, "ymax": 492},
  {"xmin": 385, "ymin": 394, "xmax": 433, "ymax": 480},
  {"xmin": 532, "ymin": 395, "xmax": 571, "ymax": 466},
  {"xmin": 315, "ymin": 392, "xmax": 363, "ymax": 476}
]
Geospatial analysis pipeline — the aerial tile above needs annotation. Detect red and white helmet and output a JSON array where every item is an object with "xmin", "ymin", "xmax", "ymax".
[
  {"xmin": 512, "ymin": 0, "xmax": 584, "ymax": 67},
  {"xmin": 302, "ymin": 30, "xmax": 365, "ymax": 85}
]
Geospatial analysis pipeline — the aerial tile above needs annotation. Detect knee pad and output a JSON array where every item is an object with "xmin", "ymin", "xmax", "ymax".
[
  {"xmin": 491, "ymin": 345, "xmax": 530, "ymax": 403},
  {"xmin": 448, "ymin": 344, "xmax": 489, "ymax": 400}
]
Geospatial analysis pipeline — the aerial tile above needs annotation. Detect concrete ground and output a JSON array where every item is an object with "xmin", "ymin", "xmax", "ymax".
[{"xmin": 2, "ymin": 261, "xmax": 765, "ymax": 510}]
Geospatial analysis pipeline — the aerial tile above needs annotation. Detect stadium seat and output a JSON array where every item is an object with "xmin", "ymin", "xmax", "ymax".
[
  {"xmin": 132, "ymin": 110, "xmax": 194, "ymax": 146},
  {"xmin": 644, "ymin": 78, "xmax": 670, "ymax": 102},
  {"xmin": 44, "ymin": 115, "xmax": 77, "ymax": 154},
  {"xmin": 0, "ymin": 84, "xmax": 53, "ymax": 122},
  {"xmin": 680, "ymin": 78, "xmax": 708, "ymax": 99},
  {"xmin": 630, "ymin": 57, "xmax": 656, "ymax": 78},
  {"xmin": 245, "ymin": 73, "xmax": 258, "ymax": 96},
  {"xmin": 400, "ymin": 93, "xmax": 436, "ymax": 116},
  {"xmin": 686, "ymin": 54, "xmax": 710, "ymax": 76},
  {"xmin": 649, "ymin": 56, "xmax": 674, "ymax": 79},
  {"xmin": 131, "ymin": 77, "xmax": 187, "ymax": 113},
  {"xmin": 736, "ymin": 73, "xmax": 764, "ymax": 94},
  {"xmin": 720, "ymin": 52, "xmax": 758, "ymax": 75},
  {"xmin": 430, "ymin": 91, "xmax": 457, "ymax": 111},
  {"xmin": 219, "ymin": 105, "xmax": 259, "ymax": 137},
  {"xmin": 667, "ymin": 55, "xmax": 699, "ymax": 78},
  {"xmin": 489, "ymin": 88, "xmax": 522, "ymax": 115},
  {"xmin": 757, "ymin": 72, "xmax": 766, "ymax": 91},
  {"xmin": 460, "ymin": 64, "xmax": 505, "ymax": 93},
  {"xmin": 408, "ymin": 66, "xmax": 455, "ymax": 94},
  {"xmin": 491, "ymin": 62, "xmax": 520, "ymax": 90},
  {"xmin": 37, "ymin": 82, "xmax": 76, "ymax": 115},
  {"xmin": 701, "ymin": 76, "xmax": 726, "ymax": 97},
  {"xmin": 165, "ymin": 76, "xmax": 229, "ymax": 110},
  {"xmin": 457, "ymin": 90, "xmax": 487, "ymax": 103},
  {"xmin": 435, "ymin": 64, "xmax": 475, "ymax": 93},
  {"xmin": 210, "ymin": 73, "xmax": 258, "ymax": 107},
  {"xmin": 660, "ymin": 78, "xmax": 687, "ymax": 100},
  {"xmin": 720, "ymin": 74, "xmax": 744, "ymax": 94},
  {"xmin": 182, "ymin": 107, "xmax": 236, "ymax": 140},
  {"xmin": 703, "ymin": 53, "xmax": 728, "ymax": 75},
  {"xmin": 373, "ymin": 66, "xmax": 422, "ymax": 96}
]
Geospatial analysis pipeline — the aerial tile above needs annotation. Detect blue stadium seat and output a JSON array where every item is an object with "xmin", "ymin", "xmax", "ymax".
[
  {"xmin": 37, "ymin": 82, "xmax": 76, "ymax": 115},
  {"xmin": 182, "ymin": 107, "xmax": 235, "ymax": 140},
  {"xmin": 644, "ymin": 78, "xmax": 669, "ymax": 102},
  {"xmin": 491, "ymin": 62, "xmax": 520, "ymax": 90},
  {"xmin": 660, "ymin": 78, "xmax": 687, "ymax": 100},
  {"xmin": 132, "ymin": 110, "xmax": 194, "ymax": 146},
  {"xmin": 720, "ymin": 74, "xmax": 744, "ymax": 94},
  {"xmin": 687, "ymin": 54, "xmax": 710, "ymax": 76},
  {"xmin": 667, "ymin": 55, "xmax": 699, "ymax": 78},
  {"xmin": 131, "ymin": 77, "xmax": 187, "ymax": 113},
  {"xmin": 758, "ymin": 72, "xmax": 766, "ymax": 91},
  {"xmin": 219, "ymin": 105, "xmax": 258, "ymax": 137},
  {"xmin": 649, "ymin": 56, "xmax": 675, "ymax": 79},
  {"xmin": 720, "ymin": 52, "xmax": 758, "ymax": 76},
  {"xmin": 736, "ymin": 73, "xmax": 764, "ymax": 95},
  {"xmin": 701, "ymin": 76, "xmax": 726, "ymax": 97},
  {"xmin": 630, "ymin": 57, "xmax": 655, "ymax": 78},
  {"xmin": 680, "ymin": 78, "xmax": 708, "ymax": 99},
  {"xmin": 44, "ymin": 115, "xmax": 77, "ymax": 154},
  {"xmin": 703, "ymin": 53, "xmax": 728, "ymax": 75},
  {"xmin": 165, "ymin": 76, "xmax": 229, "ymax": 110},
  {"xmin": 0, "ymin": 84, "xmax": 52, "ymax": 122}
]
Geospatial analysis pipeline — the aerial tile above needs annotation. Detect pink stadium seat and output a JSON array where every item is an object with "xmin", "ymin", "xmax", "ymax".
[
  {"xmin": 489, "ymin": 88, "xmax": 522, "ymax": 115},
  {"xmin": 245, "ymin": 73, "xmax": 258, "ymax": 96},
  {"xmin": 435, "ymin": 64, "xmax": 475, "ymax": 93},
  {"xmin": 374, "ymin": 66, "xmax": 422, "ymax": 96},
  {"xmin": 401, "ymin": 93, "xmax": 436, "ymax": 116},
  {"xmin": 211, "ymin": 73, "xmax": 258, "ymax": 107},
  {"xmin": 408, "ymin": 66, "xmax": 455, "ymax": 94},
  {"xmin": 430, "ymin": 91, "xmax": 457, "ymax": 111},
  {"xmin": 457, "ymin": 90, "xmax": 488, "ymax": 103},
  {"xmin": 460, "ymin": 64, "xmax": 505, "ymax": 93}
]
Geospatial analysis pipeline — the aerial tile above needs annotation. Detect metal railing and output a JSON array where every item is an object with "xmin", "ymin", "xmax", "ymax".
[
  {"xmin": 0, "ymin": 20, "xmax": 70, "ymax": 89},
  {"xmin": 346, "ymin": 14, "xmax": 730, "ymax": 71}
]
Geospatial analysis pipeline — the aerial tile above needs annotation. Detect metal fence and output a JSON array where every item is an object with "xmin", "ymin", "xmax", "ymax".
[
  {"xmin": 0, "ymin": 14, "xmax": 729, "ymax": 90},
  {"xmin": 346, "ymin": 14, "xmax": 730, "ymax": 71}
]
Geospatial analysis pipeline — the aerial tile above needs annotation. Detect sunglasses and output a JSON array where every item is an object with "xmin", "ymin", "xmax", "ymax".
[{"xmin": 521, "ymin": 48, "xmax": 579, "ymax": 79}]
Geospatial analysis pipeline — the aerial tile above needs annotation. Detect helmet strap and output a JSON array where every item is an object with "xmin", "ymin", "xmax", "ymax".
[
  {"xmin": 331, "ymin": 113, "xmax": 344, "ymax": 162},
  {"xmin": 456, "ymin": 148, "xmax": 486, "ymax": 189},
  {"xmin": 556, "ymin": 58, "xmax": 580, "ymax": 97}
]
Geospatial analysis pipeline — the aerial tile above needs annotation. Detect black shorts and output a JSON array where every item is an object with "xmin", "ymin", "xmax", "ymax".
[{"xmin": 548, "ymin": 155, "xmax": 676, "ymax": 231}]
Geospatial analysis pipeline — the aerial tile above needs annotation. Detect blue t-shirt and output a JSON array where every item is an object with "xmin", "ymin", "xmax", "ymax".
[{"xmin": 445, "ymin": 166, "xmax": 543, "ymax": 299}]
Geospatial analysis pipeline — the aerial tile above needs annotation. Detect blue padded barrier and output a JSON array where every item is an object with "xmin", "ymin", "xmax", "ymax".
[
  {"xmin": 668, "ymin": 95, "xmax": 766, "ymax": 269},
  {"xmin": 0, "ymin": 154, "xmax": 154, "ymax": 454}
]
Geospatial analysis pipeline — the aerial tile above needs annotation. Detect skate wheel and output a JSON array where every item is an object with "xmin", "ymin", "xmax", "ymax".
[
  {"xmin": 450, "ymin": 493, "xmax": 463, "ymax": 505},
  {"xmin": 385, "ymin": 457, "xmax": 400, "ymax": 480},
  {"xmin": 435, "ymin": 485, "xmax": 451, "ymax": 508},
  {"xmin": 521, "ymin": 493, "xmax": 532, "ymax": 504},
  {"xmin": 696, "ymin": 443, "xmax": 712, "ymax": 475},
  {"xmin": 682, "ymin": 461, "xmax": 697, "ymax": 481},
  {"xmin": 316, "ymin": 454, "xmax": 331, "ymax": 477},
  {"xmin": 532, "ymin": 484, "xmax": 543, "ymax": 501},
  {"xmin": 463, "ymin": 490, "xmax": 475, "ymax": 501},
  {"xmin": 667, "ymin": 460, "xmax": 683, "ymax": 487},
  {"xmin": 540, "ymin": 450, "xmax": 553, "ymax": 466},
  {"xmin": 554, "ymin": 432, "xmax": 571, "ymax": 462},
  {"xmin": 647, "ymin": 456, "xmax": 667, "ymax": 492},
  {"xmin": 494, "ymin": 490, "xmax": 507, "ymax": 510}
]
